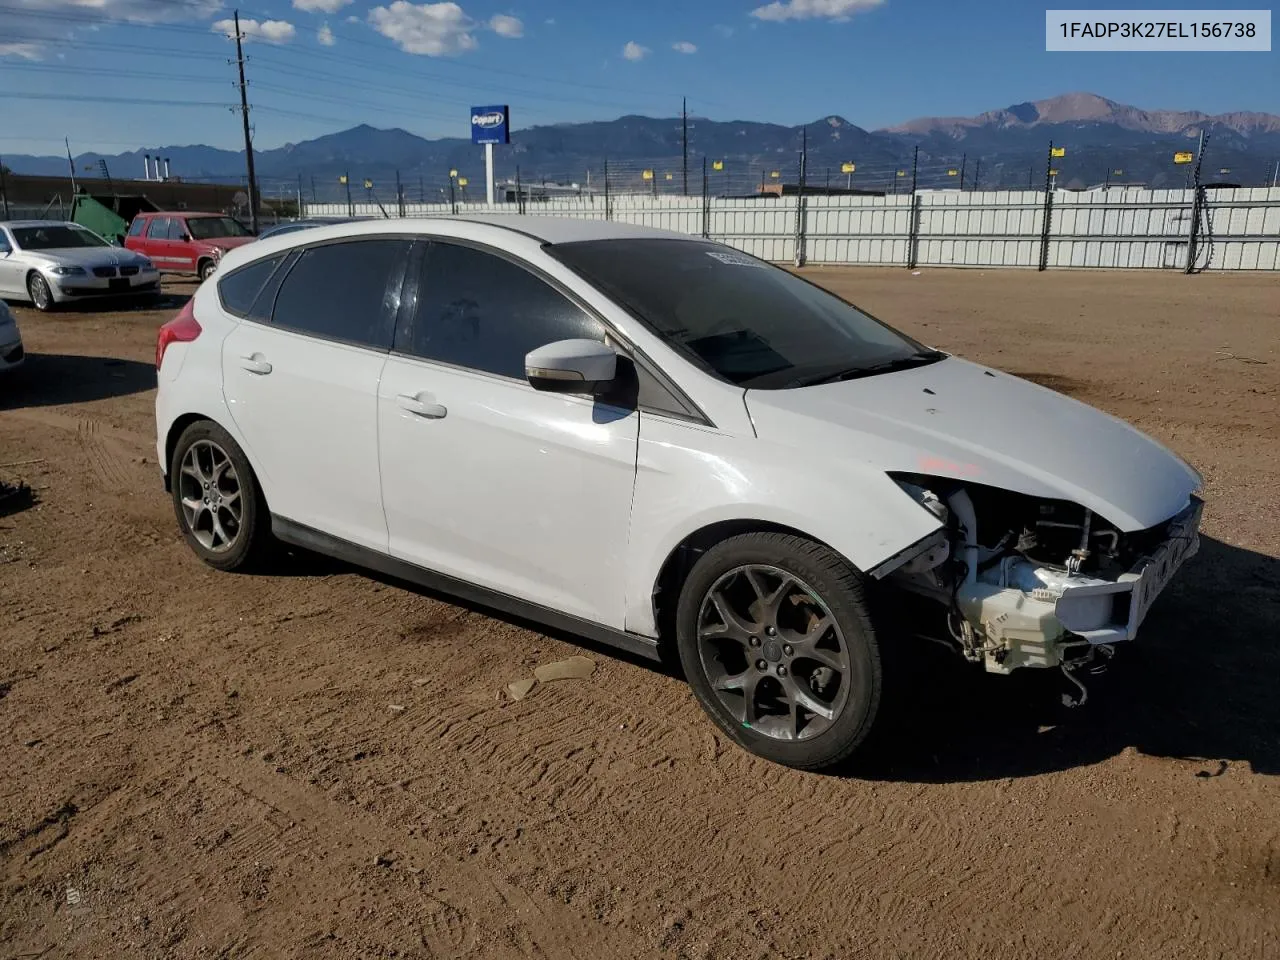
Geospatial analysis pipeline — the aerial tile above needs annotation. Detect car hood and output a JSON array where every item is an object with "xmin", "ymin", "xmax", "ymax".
[
  {"xmin": 202, "ymin": 237, "xmax": 255, "ymax": 252},
  {"xmin": 745, "ymin": 356, "xmax": 1201, "ymax": 532},
  {"xmin": 24, "ymin": 247, "xmax": 151, "ymax": 269}
]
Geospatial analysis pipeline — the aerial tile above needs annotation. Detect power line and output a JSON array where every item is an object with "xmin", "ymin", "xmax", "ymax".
[{"xmin": 0, "ymin": 92, "xmax": 230, "ymax": 108}]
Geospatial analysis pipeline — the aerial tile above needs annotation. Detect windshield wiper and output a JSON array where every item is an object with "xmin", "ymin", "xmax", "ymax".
[{"xmin": 787, "ymin": 350, "xmax": 946, "ymax": 388}]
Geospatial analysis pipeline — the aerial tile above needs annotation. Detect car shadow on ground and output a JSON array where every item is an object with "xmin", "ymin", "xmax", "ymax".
[
  {"xmin": 262, "ymin": 534, "xmax": 1279, "ymax": 781},
  {"xmin": 259, "ymin": 546, "xmax": 676, "ymax": 674},
  {"xmin": 0, "ymin": 353, "xmax": 155, "ymax": 409},
  {"xmin": 855, "ymin": 535, "xmax": 1280, "ymax": 782}
]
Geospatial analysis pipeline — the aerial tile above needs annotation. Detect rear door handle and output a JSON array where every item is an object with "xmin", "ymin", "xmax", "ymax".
[
  {"xmin": 396, "ymin": 392, "xmax": 447, "ymax": 419},
  {"xmin": 239, "ymin": 353, "xmax": 272, "ymax": 375}
]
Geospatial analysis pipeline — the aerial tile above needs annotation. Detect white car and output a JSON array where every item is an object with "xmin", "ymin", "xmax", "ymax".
[
  {"xmin": 0, "ymin": 298, "xmax": 23, "ymax": 372},
  {"xmin": 0, "ymin": 220, "xmax": 160, "ymax": 311},
  {"xmin": 154, "ymin": 217, "xmax": 1202, "ymax": 770}
]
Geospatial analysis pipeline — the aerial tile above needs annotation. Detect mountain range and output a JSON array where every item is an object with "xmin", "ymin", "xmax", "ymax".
[{"xmin": 5, "ymin": 93, "xmax": 1279, "ymax": 195}]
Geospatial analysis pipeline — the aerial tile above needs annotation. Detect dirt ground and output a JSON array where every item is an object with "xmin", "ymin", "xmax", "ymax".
[{"xmin": 1, "ymin": 267, "xmax": 1277, "ymax": 960}]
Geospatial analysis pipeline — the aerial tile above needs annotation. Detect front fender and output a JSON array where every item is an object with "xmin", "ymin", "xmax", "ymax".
[{"xmin": 623, "ymin": 417, "xmax": 942, "ymax": 637}]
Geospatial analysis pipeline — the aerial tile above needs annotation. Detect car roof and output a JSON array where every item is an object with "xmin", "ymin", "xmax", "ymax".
[
  {"xmin": 443, "ymin": 215, "xmax": 697, "ymax": 245},
  {"xmin": 216, "ymin": 214, "xmax": 709, "ymax": 276},
  {"xmin": 1, "ymin": 220, "xmax": 79, "ymax": 228},
  {"xmin": 136, "ymin": 211, "xmax": 225, "ymax": 218}
]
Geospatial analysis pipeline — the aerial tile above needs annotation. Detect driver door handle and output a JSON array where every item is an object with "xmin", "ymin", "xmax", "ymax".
[
  {"xmin": 239, "ymin": 353, "xmax": 272, "ymax": 375},
  {"xmin": 397, "ymin": 392, "xmax": 447, "ymax": 419}
]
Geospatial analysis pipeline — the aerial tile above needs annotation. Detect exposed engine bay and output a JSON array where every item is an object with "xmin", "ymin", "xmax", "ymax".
[{"xmin": 884, "ymin": 473, "xmax": 1203, "ymax": 697}]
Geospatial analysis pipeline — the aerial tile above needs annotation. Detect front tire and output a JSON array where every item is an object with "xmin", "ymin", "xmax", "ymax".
[
  {"xmin": 27, "ymin": 273, "xmax": 54, "ymax": 312},
  {"xmin": 676, "ymin": 533, "xmax": 883, "ymax": 771},
  {"xmin": 170, "ymin": 420, "xmax": 270, "ymax": 571},
  {"xmin": 197, "ymin": 259, "xmax": 217, "ymax": 282}
]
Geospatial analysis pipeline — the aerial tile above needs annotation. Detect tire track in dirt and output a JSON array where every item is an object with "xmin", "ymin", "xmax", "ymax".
[
  {"xmin": 70, "ymin": 710, "xmax": 646, "ymax": 959},
  {"xmin": 8, "ymin": 408, "xmax": 151, "ymax": 492}
]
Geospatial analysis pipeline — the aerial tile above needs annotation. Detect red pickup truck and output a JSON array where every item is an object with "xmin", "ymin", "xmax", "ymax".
[{"xmin": 124, "ymin": 211, "xmax": 255, "ymax": 281}]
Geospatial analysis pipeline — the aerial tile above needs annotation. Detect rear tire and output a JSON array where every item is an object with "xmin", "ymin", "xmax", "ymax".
[
  {"xmin": 197, "ymin": 259, "xmax": 216, "ymax": 282},
  {"xmin": 675, "ymin": 532, "xmax": 883, "ymax": 771},
  {"xmin": 27, "ymin": 273, "xmax": 54, "ymax": 312},
  {"xmin": 170, "ymin": 420, "xmax": 270, "ymax": 572}
]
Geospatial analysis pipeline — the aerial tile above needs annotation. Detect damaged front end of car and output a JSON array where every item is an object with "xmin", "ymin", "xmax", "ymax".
[{"xmin": 878, "ymin": 474, "xmax": 1203, "ymax": 702}]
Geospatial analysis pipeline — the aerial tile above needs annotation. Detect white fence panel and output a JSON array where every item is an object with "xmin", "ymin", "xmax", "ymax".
[{"xmin": 301, "ymin": 186, "xmax": 1280, "ymax": 271}]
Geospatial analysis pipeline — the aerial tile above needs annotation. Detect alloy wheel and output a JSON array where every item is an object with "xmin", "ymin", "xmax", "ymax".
[
  {"xmin": 28, "ymin": 275, "xmax": 50, "ymax": 311},
  {"xmin": 177, "ymin": 439, "xmax": 242, "ymax": 553},
  {"xmin": 696, "ymin": 564, "xmax": 852, "ymax": 741}
]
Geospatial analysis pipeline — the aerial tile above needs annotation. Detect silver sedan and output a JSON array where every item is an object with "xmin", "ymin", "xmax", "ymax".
[{"xmin": 0, "ymin": 220, "xmax": 161, "ymax": 311}]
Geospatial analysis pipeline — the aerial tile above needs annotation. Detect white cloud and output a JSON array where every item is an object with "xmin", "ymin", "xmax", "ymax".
[
  {"xmin": 545, "ymin": 17, "xmax": 555, "ymax": 25},
  {"xmin": 750, "ymin": 0, "xmax": 883, "ymax": 21},
  {"xmin": 293, "ymin": 0, "xmax": 351, "ymax": 12},
  {"xmin": 0, "ymin": 0, "xmax": 223, "ymax": 60},
  {"xmin": 713, "ymin": 24, "xmax": 735, "ymax": 37},
  {"xmin": 213, "ymin": 17, "xmax": 297, "ymax": 43},
  {"xmin": 0, "ymin": 42, "xmax": 43, "ymax": 60},
  {"xmin": 346, "ymin": 13, "xmax": 360, "ymax": 22},
  {"xmin": 672, "ymin": 40, "xmax": 696, "ymax": 53},
  {"xmin": 621, "ymin": 40, "xmax": 649, "ymax": 61},
  {"xmin": 368, "ymin": 1, "xmax": 478, "ymax": 55},
  {"xmin": 489, "ymin": 13, "xmax": 522, "ymax": 37},
  {"xmin": 317, "ymin": 22, "xmax": 336, "ymax": 44}
]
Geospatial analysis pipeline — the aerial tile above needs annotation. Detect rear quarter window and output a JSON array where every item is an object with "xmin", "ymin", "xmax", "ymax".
[{"xmin": 217, "ymin": 255, "xmax": 287, "ymax": 319}]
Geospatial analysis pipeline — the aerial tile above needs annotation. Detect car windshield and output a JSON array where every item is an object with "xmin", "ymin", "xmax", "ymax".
[
  {"xmin": 12, "ymin": 224, "xmax": 109, "ymax": 250},
  {"xmin": 548, "ymin": 238, "xmax": 940, "ymax": 389},
  {"xmin": 187, "ymin": 217, "xmax": 252, "ymax": 240}
]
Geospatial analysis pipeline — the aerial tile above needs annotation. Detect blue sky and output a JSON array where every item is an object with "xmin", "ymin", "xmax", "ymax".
[{"xmin": 0, "ymin": 0, "xmax": 1276, "ymax": 156}]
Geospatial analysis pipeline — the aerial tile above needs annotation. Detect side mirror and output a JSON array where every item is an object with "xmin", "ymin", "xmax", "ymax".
[
  {"xmin": 181, "ymin": 234, "xmax": 192, "ymax": 243},
  {"xmin": 525, "ymin": 339, "xmax": 617, "ymax": 393}
]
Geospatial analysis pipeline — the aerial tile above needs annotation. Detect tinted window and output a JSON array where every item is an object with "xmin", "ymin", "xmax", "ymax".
[
  {"xmin": 548, "ymin": 239, "xmax": 937, "ymax": 390},
  {"xmin": 217, "ymin": 255, "xmax": 286, "ymax": 318},
  {"xmin": 403, "ymin": 242, "xmax": 605, "ymax": 379},
  {"xmin": 13, "ymin": 224, "xmax": 108, "ymax": 250},
  {"xmin": 271, "ymin": 239, "xmax": 407, "ymax": 349},
  {"xmin": 189, "ymin": 216, "xmax": 251, "ymax": 240},
  {"xmin": 127, "ymin": 218, "xmax": 146, "ymax": 238},
  {"xmin": 148, "ymin": 217, "xmax": 170, "ymax": 239}
]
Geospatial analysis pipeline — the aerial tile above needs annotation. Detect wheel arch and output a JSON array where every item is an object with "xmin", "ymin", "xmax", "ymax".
[
  {"xmin": 650, "ymin": 519, "xmax": 854, "ymax": 654},
  {"xmin": 163, "ymin": 412, "xmax": 264, "ymax": 503}
]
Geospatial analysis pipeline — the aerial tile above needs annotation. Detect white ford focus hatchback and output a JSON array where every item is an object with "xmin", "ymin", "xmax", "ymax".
[{"xmin": 155, "ymin": 216, "xmax": 1202, "ymax": 770}]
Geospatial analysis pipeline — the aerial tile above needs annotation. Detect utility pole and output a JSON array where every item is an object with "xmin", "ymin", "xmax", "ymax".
[
  {"xmin": 0, "ymin": 156, "xmax": 10, "ymax": 219},
  {"xmin": 958, "ymin": 153, "xmax": 966, "ymax": 190},
  {"xmin": 681, "ymin": 96, "xmax": 688, "ymax": 196},
  {"xmin": 972, "ymin": 158, "xmax": 981, "ymax": 191},
  {"xmin": 65, "ymin": 137, "xmax": 77, "ymax": 194},
  {"xmin": 1038, "ymin": 140, "xmax": 1055, "ymax": 272},
  {"xmin": 1186, "ymin": 132, "xmax": 1210, "ymax": 274},
  {"xmin": 906, "ymin": 145, "xmax": 919, "ymax": 270},
  {"xmin": 310, "ymin": 174, "xmax": 316, "ymax": 203},
  {"xmin": 232, "ymin": 11, "xmax": 260, "ymax": 233}
]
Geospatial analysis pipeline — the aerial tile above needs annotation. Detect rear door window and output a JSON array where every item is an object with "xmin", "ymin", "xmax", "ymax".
[
  {"xmin": 147, "ymin": 217, "xmax": 170, "ymax": 239},
  {"xmin": 167, "ymin": 219, "xmax": 188, "ymax": 241},
  {"xmin": 270, "ymin": 239, "xmax": 409, "ymax": 350}
]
